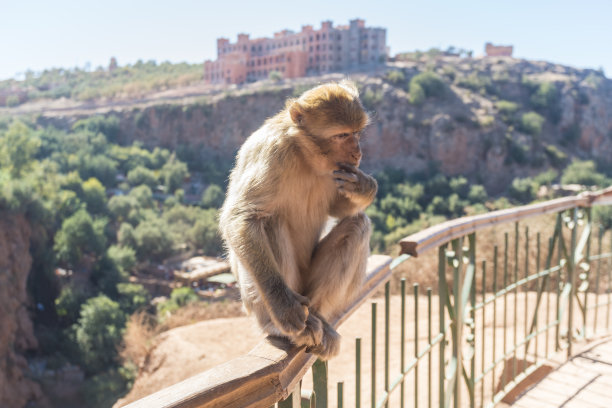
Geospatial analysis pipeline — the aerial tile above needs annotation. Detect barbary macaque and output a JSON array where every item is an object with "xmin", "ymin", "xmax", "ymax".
[{"xmin": 220, "ymin": 81, "xmax": 377, "ymax": 359}]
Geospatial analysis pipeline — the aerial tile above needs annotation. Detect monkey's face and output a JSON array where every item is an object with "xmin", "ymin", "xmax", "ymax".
[
  {"xmin": 319, "ymin": 126, "xmax": 364, "ymax": 168},
  {"xmin": 288, "ymin": 81, "xmax": 369, "ymax": 173}
]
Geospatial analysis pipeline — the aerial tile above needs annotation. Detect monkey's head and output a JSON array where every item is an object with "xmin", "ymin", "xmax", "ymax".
[{"xmin": 288, "ymin": 80, "xmax": 370, "ymax": 171}]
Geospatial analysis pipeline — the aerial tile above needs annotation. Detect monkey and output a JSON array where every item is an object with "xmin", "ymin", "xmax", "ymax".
[{"xmin": 219, "ymin": 80, "xmax": 377, "ymax": 359}]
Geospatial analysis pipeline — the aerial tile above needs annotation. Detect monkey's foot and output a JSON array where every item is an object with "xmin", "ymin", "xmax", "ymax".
[
  {"xmin": 293, "ymin": 313, "xmax": 323, "ymax": 347},
  {"xmin": 306, "ymin": 323, "xmax": 341, "ymax": 360}
]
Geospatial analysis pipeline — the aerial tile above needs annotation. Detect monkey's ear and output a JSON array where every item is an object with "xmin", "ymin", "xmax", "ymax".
[{"xmin": 288, "ymin": 100, "xmax": 305, "ymax": 126}]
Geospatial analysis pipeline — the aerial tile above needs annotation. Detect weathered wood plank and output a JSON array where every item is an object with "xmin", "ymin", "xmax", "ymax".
[{"xmin": 399, "ymin": 187, "xmax": 612, "ymax": 257}]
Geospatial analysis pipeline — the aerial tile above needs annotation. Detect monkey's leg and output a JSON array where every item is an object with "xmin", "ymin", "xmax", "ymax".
[{"xmin": 303, "ymin": 212, "xmax": 372, "ymax": 359}]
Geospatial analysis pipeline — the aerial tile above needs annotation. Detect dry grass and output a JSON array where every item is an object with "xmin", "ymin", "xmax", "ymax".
[
  {"xmin": 120, "ymin": 300, "xmax": 245, "ymax": 370},
  {"xmin": 157, "ymin": 301, "xmax": 245, "ymax": 332}
]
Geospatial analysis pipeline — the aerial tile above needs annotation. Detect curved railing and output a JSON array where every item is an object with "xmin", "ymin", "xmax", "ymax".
[{"xmin": 124, "ymin": 186, "xmax": 612, "ymax": 408}]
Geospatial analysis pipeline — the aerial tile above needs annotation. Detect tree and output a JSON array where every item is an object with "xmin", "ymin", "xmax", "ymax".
[
  {"xmin": 519, "ymin": 112, "xmax": 545, "ymax": 136},
  {"xmin": 201, "ymin": 184, "xmax": 225, "ymax": 208},
  {"xmin": 561, "ymin": 160, "xmax": 608, "ymax": 187},
  {"xmin": 126, "ymin": 166, "xmax": 157, "ymax": 188},
  {"xmin": 82, "ymin": 177, "xmax": 107, "ymax": 214},
  {"xmin": 128, "ymin": 185, "xmax": 154, "ymax": 209},
  {"xmin": 0, "ymin": 120, "xmax": 40, "ymax": 177},
  {"xmin": 189, "ymin": 210, "xmax": 223, "ymax": 254},
  {"xmin": 54, "ymin": 209, "xmax": 106, "ymax": 266},
  {"xmin": 133, "ymin": 218, "xmax": 174, "ymax": 261},
  {"xmin": 107, "ymin": 245, "xmax": 136, "ymax": 274},
  {"xmin": 160, "ymin": 155, "xmax": 188, "ymax": 193},
  {"xmin": 73, "ymin": 295, "xmax": 126, "ymax": 373},
  {"xmin": 116, "ymin": 283, "xmax": 150, "ymax": 314}
]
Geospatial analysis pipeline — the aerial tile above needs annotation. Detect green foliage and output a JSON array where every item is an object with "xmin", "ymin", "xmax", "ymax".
[
  {"xmin": 410, "ymin": 71, "xmax": 446, "ymax": 102},
  {"xmin": 55, "ymin": 285, "xmax": 89, "ymax": 326},
  {"xmin": 128, "ymin": 185, "xmax": 154, "ymax": 208},
  {"xmin": 385, "ymin": 70, "xmax": 406, "ymax": 86},
  {"xmin": 54, "ymin": 209, "xmax": 106, "ymax": 266},
  {"xmin": 82, "ymin": 177, "xmax": 107, "ymax": 214},
  {"xmin": 108, "ymin": 195, "xmax": 137, "ymax": 222},
  {"xmin": 157, "ymin": 287, "xmax": 198, "ymax": 316},
  {"xmin": 508, "ymin": 177, "xmax": 537, "ymax": 203},
  {"xmin": 519, "ymin": 112, "xmax": 545, "ymax": 136},
  {"xmin": 201, "ymin": 184, "xmax": 225, "ymax": 208},
  {"xmin": 116, "ymin": 283, "xmax": 150, "ymax": 314},
  {"xmin": 189, "ymin": 210, "xmax": 223, "ymax": 255},
  {"xmin": 561, "ymin": 123, "xmax": 581, "ymax": 146},
  {"xmin": 530, "ymin": 82, "xmax": 561, "ymax": 123},
  {"xmin": 268, "ymin": 70, "xmax": 283, "ymax": 82},
  {"xmin": 593, "ymin": 205, "xmax": 612, "ymax": 230},
  {"xmin": 560, "ymin": 160, "xmax": 608, "ymax": 186},
  {"xmin": 80, "ymin": 368, "xmax": 129, "ymax": 408},
  {"xmin": 0, "ymin": 61, "xmax": 203, "ymax": 102},
  {"xmin": 160, "ymin": 155, "xmax": 188, "ymax": 193},
  {"xmin": 0, "ymin": 120, "xmax": 40, "ymax": 177},
  {"xmin": 133, "ymin": 217, "xmax": 175, "ymax": 261},
  {"xmin": 455, "ymin": 73, "xmax": 495, "ymax": 95},
  {"xmin": 117, "ymin": 222, "xmax": 137, "ymax": 248},
  {"xmin": 126, "ymin": 166, "xmax": 158, "ymax": 188},
  {"xmin": 73, "ymin": 115, "xmax": 120, "ymax": 143},
  {"xmin": 496, "ymin": 100, "xmax": 519, "ymax": 123},
  {"xmin": 73, "ymin": 295, "xmax": 126, "ymax": 373},
  {"xmin": 544, "ymin": 144, "xmax": 568, "ymax": 167},
  {"xmin": 467, "ymin": 185, "xmax": 488, "ymax": 203},
  {"xmin": 107, "ymin": 245, "xmax": 136, "ymax": 274}
]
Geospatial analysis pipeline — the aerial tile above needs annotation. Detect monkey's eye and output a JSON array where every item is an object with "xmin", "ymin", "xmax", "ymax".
[{"xmin": 334, "ymin": 132, "xmax": 350, "ymax": 140}]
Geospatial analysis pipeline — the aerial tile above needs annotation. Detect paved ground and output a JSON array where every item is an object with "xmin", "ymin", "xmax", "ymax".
[{"xmin": 512, "ymin": 339, "xmax": 612, "ymax": 408}]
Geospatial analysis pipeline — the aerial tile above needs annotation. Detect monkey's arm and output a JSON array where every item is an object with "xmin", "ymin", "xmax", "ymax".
[
  {"xmin": 330, "ymin": 163, "xmax": 377, "ymax": 217},
  {"xmin": 224, "ymin": 210, "xmax": 311, "ymax": 335}
]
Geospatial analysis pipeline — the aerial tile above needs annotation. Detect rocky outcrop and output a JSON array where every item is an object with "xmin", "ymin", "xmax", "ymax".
[
  {"xmin": 0, "ymin": 214, "xmax": 42, "ymax": 408},
  {"xmin": 35, "ymin": 58, "xmax": 612, "ymax": 194}
]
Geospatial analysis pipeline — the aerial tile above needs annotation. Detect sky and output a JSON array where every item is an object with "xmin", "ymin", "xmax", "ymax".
[{"xmin": 1, "ymin": 0, "xmax": 611, "ymax": 80}]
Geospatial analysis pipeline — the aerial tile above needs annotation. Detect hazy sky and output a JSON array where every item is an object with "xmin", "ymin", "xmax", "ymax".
[{"xmin": 1, "ymin": 0, "xmax": 610, "ymax": 80}]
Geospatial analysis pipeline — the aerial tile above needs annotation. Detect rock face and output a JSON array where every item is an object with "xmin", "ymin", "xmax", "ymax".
[
  {"xmin": 37, "ymin": 58, "xmax": 612, "ymax": 194},
  {"xmin": 0, "ymin": 214, "xmax": 41, "ymax": 408}
]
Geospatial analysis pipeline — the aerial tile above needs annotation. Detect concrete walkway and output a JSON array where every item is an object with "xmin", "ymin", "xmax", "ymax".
[{"xmin": 512, "ymin": 339, "xmax": 612, "ymax": 408}]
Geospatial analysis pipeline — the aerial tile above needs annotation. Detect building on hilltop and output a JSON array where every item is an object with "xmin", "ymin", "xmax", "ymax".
[
  {"xmin": 203, "ymin": 19, "xmax": 387, "ymax": 85},
  {"xmin": 485, "ymin": 42, "xmax": 513, "ymax": 57}
]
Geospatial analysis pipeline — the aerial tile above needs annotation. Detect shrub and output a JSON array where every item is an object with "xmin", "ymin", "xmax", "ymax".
[
  {"xmin": 268, "ymin": 71, "xmax": 283, "ymax": 82},
  {"xmin": 508, "ymin": 177, "xmax": 537, "ymax": 203},
  {"xmin": 519, "ymin": 112, "xmax": 545, "ymax": 136},
  {"xmin": 116, "ymin": 283, "xmax": 150, "ymax": 314},
  {"xmin": 385, "ymin": 70, "xmax": 406, "ymax": 86},
  {"xmin": 561, "ymin": 160, "xmax": 608, "ymax": 186},
  {"xmin": 201, "ymin": 184, "xmax": 225, "ymax": 208},
  {"xmin": 410, "ymin": 71, "xmax": 445, "ymax": 98},
  {"xmin": 496, "ymin": 100, "xmax": 518, "ymax": 123},
  {"xmin": 73, "ymin": 295, "xmax": 126, "ymax": 373},
  {"xmin": 126, "ymin": 166, "xmax": 158, "ymax": 188},
  {"xmin": 544, "ymin": 144, "xmax": 568, "ymax": 167}
]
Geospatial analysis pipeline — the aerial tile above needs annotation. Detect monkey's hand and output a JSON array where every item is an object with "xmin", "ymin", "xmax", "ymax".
[
  {"xmin": 269, "ymin": 288, "xmax": 311, "ymax": 335},
  {"xmin": 333, "ymin": 163, "xmax": 377, "ymax": 206}
]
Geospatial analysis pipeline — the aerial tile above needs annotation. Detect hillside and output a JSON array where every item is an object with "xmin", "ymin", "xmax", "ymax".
[{"xmin": 3, "ymin": 56, "xmax": 611, "ymax": 195}]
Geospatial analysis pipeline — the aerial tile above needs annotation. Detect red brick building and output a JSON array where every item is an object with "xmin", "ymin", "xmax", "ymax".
[
  {"xmin": 485, "ymin": 42, "xmax": 513, "ymax": 57},
  {"xmin": 204, "ymin": 19, "xmax": 387, "ymax": 85}
]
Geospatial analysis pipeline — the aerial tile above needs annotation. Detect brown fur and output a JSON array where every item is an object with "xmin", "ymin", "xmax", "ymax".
[{"xmin": 220, "ymin": 81, "xmax": 377, "ymax": 359}]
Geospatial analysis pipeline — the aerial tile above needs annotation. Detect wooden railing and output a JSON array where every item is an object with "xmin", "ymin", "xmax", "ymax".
[{"xmin": 124, "ymin": 187, "xmax": 612, "ymax": 408}]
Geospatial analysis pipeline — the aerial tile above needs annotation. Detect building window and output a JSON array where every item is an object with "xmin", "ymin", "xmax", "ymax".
[
  {"xmin": 322, "ymin": 33, "xmax": 326, "ymax": 39},
  {"xmin": 310, "ymin": 36, "xmax": 313, "ymax": 42},
  {"xmin": 316, "ymin": 34, "xmax": 319, "ymax": 40}
]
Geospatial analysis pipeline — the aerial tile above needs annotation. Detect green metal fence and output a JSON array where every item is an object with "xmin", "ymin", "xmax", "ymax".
[
  {"xmin": 276, "ymin": 189, "xmax": 612, "ymax": 408},
  {"xmin": 124, "ymin": 188, "xmax": 612, "ymax": 408}
]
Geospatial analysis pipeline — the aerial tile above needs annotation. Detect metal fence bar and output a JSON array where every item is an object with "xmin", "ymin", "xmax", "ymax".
[
  {"xmin": 400, "ymin": 278, "xmax": 406, "ymax": 408},
  {"xmin": 414, "ymin": 283, "xmax": 419, "ymax": 408},
  {"xmin": 384, "ymin": 283, "xmax": 390, "ymax": 408},
  {"xmin": 371, "ymin": 302, "xmax": 377, "ymax": 408},
  {"xmin": 356, "ymin": 338, "xmax": 361, "ymax": 408}
]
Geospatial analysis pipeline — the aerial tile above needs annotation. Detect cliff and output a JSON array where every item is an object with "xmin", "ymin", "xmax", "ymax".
[
  {"xmin": 0, "ymin": 214, "xmax": 42, "ymax": 407},
  {"xmin": 18, "ymin": 57, "xmax": 612, "ymax": 193}
]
